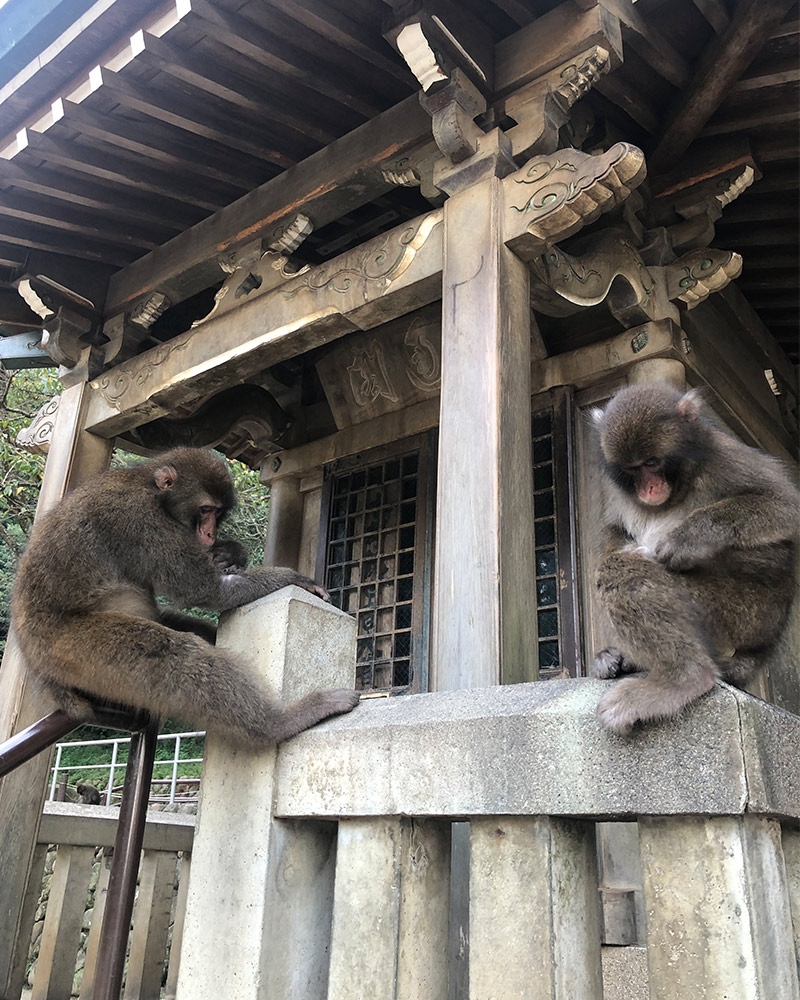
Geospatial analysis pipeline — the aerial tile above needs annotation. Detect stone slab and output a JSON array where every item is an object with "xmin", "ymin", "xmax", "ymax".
[{"xmin": 275, "ymin": 679, "xmax": 800, "ymax": 820}]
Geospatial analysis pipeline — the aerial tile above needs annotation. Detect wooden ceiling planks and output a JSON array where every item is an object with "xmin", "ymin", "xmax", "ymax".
[{"xmin": 0, "ymin": 0, "xmax": 793, "ymax": 365}]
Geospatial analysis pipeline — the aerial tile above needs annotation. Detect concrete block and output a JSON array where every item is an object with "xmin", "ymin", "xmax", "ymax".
[
  {"xmin": 469, "ymin": 817, "xmax": 602, "ymax": 1000},
  {"xmin": 175, "ymin": 587, "xmax": 356, "ymax": 1000},
  {"xmin": 276, "ymin": 679, "xmax": 800, "ymax": 819},
  {"xmin": 639, "ymin": 815, "xmax": 800, "ymax": 1000}
]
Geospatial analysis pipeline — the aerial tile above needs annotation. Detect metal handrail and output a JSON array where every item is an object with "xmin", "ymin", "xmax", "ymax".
[{"xmin": 0, "ymin": 704, "xmax": 159, "ymax": 1000}]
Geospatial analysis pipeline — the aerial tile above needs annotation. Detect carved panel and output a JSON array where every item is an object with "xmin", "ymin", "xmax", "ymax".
[
  {"xmin": 316, "ymin": 304, "xmax": 442, "ymax": 430},
  {"xmin": 285, "ymin": 211, "xmax": 442, "ymax": 301},
  {"xmin": 530, "ymin": 229, "xmax": 677, "ymax": 328},
  {"xmin": 504, "ymin": 142, "xmax": 647, "ymax": 257},
  {"xmin": 662, "ymin": 249, "xmax": 743, "ymax": 309},
  {"xmin": 16, "ymin": 394, "xmax": 60, "ymax": 455},
  {"xmin": 91, "ymin": 334, "xmax": 194, "ymax": 410}
]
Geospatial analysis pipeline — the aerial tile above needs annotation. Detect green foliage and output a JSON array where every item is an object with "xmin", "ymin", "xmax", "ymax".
[
  {"xmin": 0, "ymin": 367, "xmax": 61, "ymax": 555},
  {"xmin": 53, "ymin": 725, "xmax": 207, "ymax": 791},
  {"xmin": 0, "ymin": 366, "xmax": 62, "ymax": 655}
]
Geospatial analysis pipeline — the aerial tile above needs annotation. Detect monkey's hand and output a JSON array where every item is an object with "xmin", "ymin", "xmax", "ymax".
[
  {"xmin": 651, "ymin": 530, "xmax": 716, "ymax": 571},
  {"xmin": 300, "ymin": 580, "xmax": 330, "ymax": 602},
  {"xmin": 591, "ymin": 647, "xmax": 640, "ymax": 679}
]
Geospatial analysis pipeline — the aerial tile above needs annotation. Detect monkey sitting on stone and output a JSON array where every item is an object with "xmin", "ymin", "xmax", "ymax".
[
  {"xmin": 76, "ymin": 782, "xmax": 102, "ymax": 805},
  {"xmin": 12, "ymin": 447, "xmax": 360, "ymax": 746},
  {"xmin": 590, "ymin": 382, "xmax": 799, "ymax": 735}
]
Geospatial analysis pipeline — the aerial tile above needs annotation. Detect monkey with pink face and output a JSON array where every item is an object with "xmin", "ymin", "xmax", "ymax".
[
  {"xmin": 591, "ymin": 382, "xmax": 799, "ymax": 735},
  {"xmin": 11, "ymin": 448, "xmax": 359, "ymax": 745}
]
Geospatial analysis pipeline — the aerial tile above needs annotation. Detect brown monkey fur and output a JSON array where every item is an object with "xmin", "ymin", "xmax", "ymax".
[
  {"xmin": 11, "ymin": 447, "xmax": 359, "ymax": 745},
  {"xmin": 590, "ymin": 382, "xmax": 799, "ymax": 735}
]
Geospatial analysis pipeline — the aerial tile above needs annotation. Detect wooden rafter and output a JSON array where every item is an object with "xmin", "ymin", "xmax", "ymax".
[{"xmin": 649, "ymin": 0, "xmax": 796, "ymax": 172}]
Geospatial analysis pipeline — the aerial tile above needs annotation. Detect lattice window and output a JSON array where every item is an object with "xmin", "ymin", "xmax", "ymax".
[
  {"xmin": 320, "ymin": 438, "xmax": 432, "ymax": 694},
  {"xmin": 532, "ymin": 389, "xmax": 581, "ymax": 678}
]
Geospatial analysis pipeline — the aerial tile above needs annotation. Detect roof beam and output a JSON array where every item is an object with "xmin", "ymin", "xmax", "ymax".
[
  {"xmin": 177, "ymin": 0, "xmax": 382, "ymax": 120},
  {"xmin": 0, "ymin": 154, "xmax": 198, "ymax": 231},
  {"xmin": 104, "ymin": 3, "xmax": 625, "ymax": 316},
  {"xmin": 104, "ymin": 94, "xmax": 435, "ymax": 316},
  {"xmin": 577, "ymin": 0, "xmax": 690, "ymax": 88},
  {"xmin": 649, "ymin": 0, "xmax": 796, "ymax": 172},
  {"xmin": 13, "ymin": 127, "xmax": 237, "ymax": 211},
  {"xmin": 88, "ymin": 66, "xmax": 297, "ymax": 169}
]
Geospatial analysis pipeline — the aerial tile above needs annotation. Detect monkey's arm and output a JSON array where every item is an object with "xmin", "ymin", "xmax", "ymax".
[
  {"xmin": 654, "ymin": 490, "xmax": 799, "ymax": 570},
  {"xmin": 214, "ymin": 566, "xmax": 328, "ymax": 610},
  {"xmin": 158, "ymin": 607, "xmax": 217, "ymax": 644}
]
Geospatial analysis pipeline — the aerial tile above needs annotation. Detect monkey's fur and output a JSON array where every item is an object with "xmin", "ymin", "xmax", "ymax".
[
  {"xmin": 12, "ymin": 447, "xmax": 359, "ymax": 746},
  {"xmin": 591, "ymin": 382, "xmax": 799, "ymax": 735}
]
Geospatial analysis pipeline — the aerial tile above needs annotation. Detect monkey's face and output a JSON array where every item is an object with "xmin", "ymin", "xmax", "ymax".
[
  {"xmin": 595, "ymin": 384, "xmax": 704, "ymax": 510},
  {"xmin": 613, "ymin": 457, "xmax": 672, "ymax": 506},
  {"xmin": 149, "ymin": 448, "xmax": 236, "ymax": 546}
]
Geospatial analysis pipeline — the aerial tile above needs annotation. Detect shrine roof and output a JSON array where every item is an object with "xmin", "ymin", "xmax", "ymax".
[{"xmin": 0, "ymin": 0, "xmax": 795, "ymax": 366}]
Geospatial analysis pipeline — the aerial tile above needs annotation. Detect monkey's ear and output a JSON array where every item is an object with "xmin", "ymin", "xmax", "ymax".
[
  {"xmin": 153, "ymin": 465, "xmax": 179, "ymax": 491},
  {"xmin": 677, "ymin": 389, "xmax": 703, "ymax": 423}
]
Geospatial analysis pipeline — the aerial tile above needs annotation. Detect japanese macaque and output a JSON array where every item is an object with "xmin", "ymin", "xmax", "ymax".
[
  {"xmin": 11, "ymin": 448, "xmax": 359, "ymax": 746},
  {"xmin": 590, "ymin": 382, "xmax": 799, "ymax": 735},
  {"xmin": 76, "ymin": 782, "xmax": 102, "ymax": 805}
]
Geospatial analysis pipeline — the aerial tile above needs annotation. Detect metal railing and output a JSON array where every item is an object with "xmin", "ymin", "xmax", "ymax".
[
  {"xmin": 0, "ymin": 705, "xmax": 159, "ymax": 1000},
  {"xmin": 48, "ymin": 730, "xmax": 205, "ymax": 805}
]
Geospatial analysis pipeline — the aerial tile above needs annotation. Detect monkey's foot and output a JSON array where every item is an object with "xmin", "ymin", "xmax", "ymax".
[
  {"xmin": 596, "ymin": 670, "xmax": 716, "ymax": 735},
  {"xmin": 591, "ymin": 647, "xmax": 638, "ymax": 679}
]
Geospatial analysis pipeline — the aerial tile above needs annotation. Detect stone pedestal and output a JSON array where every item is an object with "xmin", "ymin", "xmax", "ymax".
[{"xmin": 175, "ymin": 586, "xmax": 356, "ymax": 1000}]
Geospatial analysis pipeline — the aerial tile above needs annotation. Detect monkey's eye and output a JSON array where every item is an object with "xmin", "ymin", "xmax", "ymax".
[
  {"xmin": 198, "ymin": 505, "xmax": 219, "ymax": 518},
  {"xmin": 642, "ymin": 457, "xmax": 660, "ymax": 468}
]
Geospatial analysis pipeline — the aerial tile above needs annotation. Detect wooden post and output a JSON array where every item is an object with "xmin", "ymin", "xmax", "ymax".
[
  {"xmin": 163, "ymin": 853, "xmax": 191, "ymax": 999},
  {"xmin": 469, "ymin": 816, "xmax": 603, "ymax": 1000},
  {"xmin": 31, "ymin": 845, "xmax": 95, "ymax": 1000},
  {"xmin": 432, "ymin": 130, "xmax": 537, "ymax": 691},
  {"xmin": 123, "ymin": 851, "xmax": 177, "ymax": 1000},
  {"xmin": 262, "ymin": 475, "xmax": 304, "ymax": 568},
  {"xmin": 0, "ymin": 382, "xmax": 113, "ymax": 999},
  {"xmin": 639, "ymin": 815, "xmax": 800, "ymax": 1000},
  {"xmin": 327, "ymin": 818, "xmax": 450, "ymax": 1000},
  {"xmin": 79, "ymin": 855, "xmax": 111, "ymax": 1000}
]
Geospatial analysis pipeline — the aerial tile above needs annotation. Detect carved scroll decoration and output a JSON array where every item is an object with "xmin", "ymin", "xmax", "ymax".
[
  {"xmin": 404, "ymin": 314, "xmax": 441, "ymax": 391},
  {"xmin": 348, "ymin": 343, "xmax": 399, "ymax": 407},
  {"xmin": 130, "ymin": 292, "xmax": 170, "ymax": 329},
  {"xmin": 554, "ymin": 46, "xmax": 610, "ymax": 108},
  {"xmin": 506, "ymin": 143, "xmax": 647, "ymax": 251},
  {"xmin": 284, "ymin": 210, "xmax": 442, "ymax": 300},
  {"xmin": 531, "ymin": 233, "xmax": 744, "ymax": 327},
  {"xmin": 16, "ymin": 394, "xmax": 60, "ymax": 456},
  {"xmin": 91, "ymin": 334, "xmax": 194, "ymax": 409},
  {"xmin": 530, "ymin": 230, "xmax": 657, "ymax": 325},
  {"xmin": 663, "ymin": 249, "xmax": 743, "ymax": 308}
]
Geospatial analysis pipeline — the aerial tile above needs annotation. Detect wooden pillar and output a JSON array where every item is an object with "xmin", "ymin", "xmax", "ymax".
[
  {"xmin": 627, "ymin": 357, "xmax": 686, "ymax": 388},
  {"xmin": 327, "ymin": 818, "xmax": 451, "ymax": 1000},
  {"xmin": 432, "ymin": 130, "xmax": 537, "ymax": 691},
  {"xmin": 639, "ymin": 816, "xmax": 800, "ymax": 1000},
  {"xmin": 262, "ymin": 475, "xmax": 304, "ymax": 568},
  {"xmin": 31, "ymin": 845, "xmax": 96, "ymax": 1000},
  {"xmin": 469, "ymin": 816, "xmax": 603, "ymax": 1000},
  {"xmin": 0, "ymin": 382, "xmax": 113, "ymax": 999},
  {"xmin": 123, "ymin": 851, "xmax": 177, "ymax": 1000}
]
